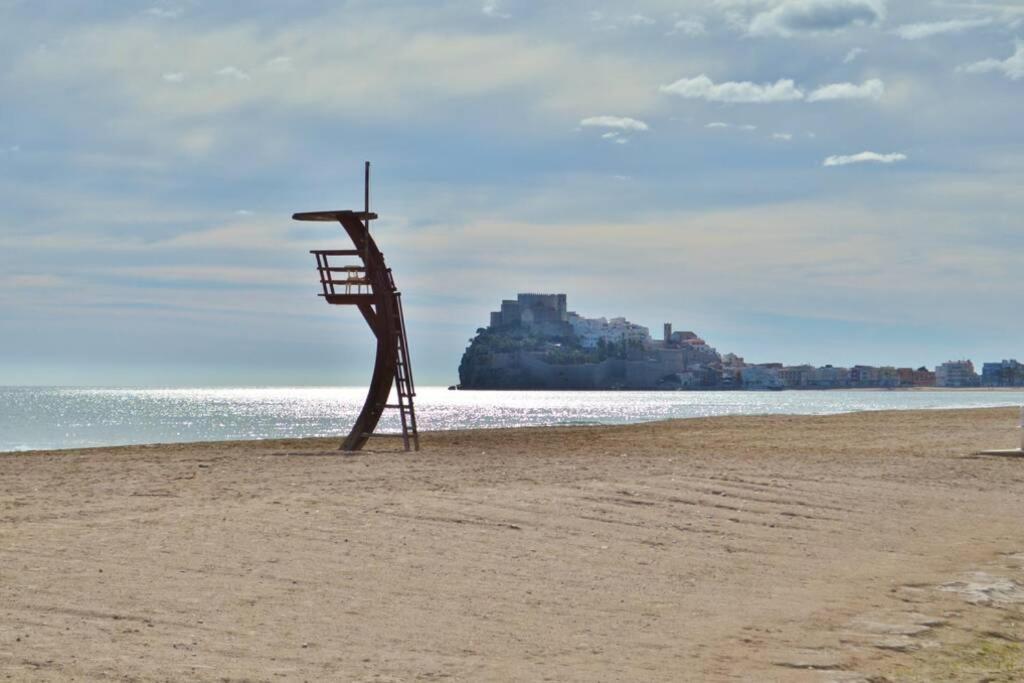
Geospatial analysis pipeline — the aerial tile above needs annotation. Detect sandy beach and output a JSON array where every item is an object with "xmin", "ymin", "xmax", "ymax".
[{"xmin": 3, "ymin": 407, "xmax": 1024, "ymax": 681}]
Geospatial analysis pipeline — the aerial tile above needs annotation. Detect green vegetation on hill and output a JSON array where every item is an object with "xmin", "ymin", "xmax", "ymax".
[
  {"xmin": 462, "ymin": 326, "xmax": 548, "ymax": 355},
  {"xmin": 461, "ymin": 326, "xmax": 637, "ymax": 367}
]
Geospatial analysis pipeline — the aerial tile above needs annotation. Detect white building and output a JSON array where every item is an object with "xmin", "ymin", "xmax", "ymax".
[
  {"xmin": 568, "ymin": 314, "xmax": 650, "ymax": 349},
  {"xmin": 935, "ymin": 360, "xmax": 979, "ymax": 387}
]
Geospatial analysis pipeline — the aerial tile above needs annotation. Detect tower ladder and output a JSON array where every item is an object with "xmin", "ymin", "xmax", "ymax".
[{"xmin": 384, "ymin": 277, "xmax": 419, "ymax": 451}]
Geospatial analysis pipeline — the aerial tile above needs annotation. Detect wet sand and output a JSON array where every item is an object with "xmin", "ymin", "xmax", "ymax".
[{"xmin": 2, "ymin": 408, "xmax": 1024, "ymax": 681}]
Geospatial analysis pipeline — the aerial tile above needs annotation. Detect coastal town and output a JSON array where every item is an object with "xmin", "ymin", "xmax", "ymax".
[{"xmin": 459, "ymin": 293, "xmax": 1023, "ymax": 390}]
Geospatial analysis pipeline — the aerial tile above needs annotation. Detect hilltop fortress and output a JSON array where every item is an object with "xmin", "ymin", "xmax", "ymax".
[
  {"xmin": 458, "ymin": 293, "xmax": 1023, "ymax": 390},
  {"xmin": 459, "ymin": 293, "xmax": 723, "ymax": 390}
]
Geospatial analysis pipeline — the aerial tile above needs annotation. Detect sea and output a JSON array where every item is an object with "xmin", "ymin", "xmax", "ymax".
[{"xmin": 2, "ymin": 386, "xmax": 1023, "ymax": 453}]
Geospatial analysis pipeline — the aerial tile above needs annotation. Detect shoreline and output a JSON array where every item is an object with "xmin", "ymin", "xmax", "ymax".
[
  {"xmin": 4, "ymin": 407, "xmax": 1024, "ymax": 680},
  {"xmin": 4, "ymin": 400, "xmax": 1024, "ymax": 456},
  {"xmin": 452, "ymin": 385, "xmax": 1024, "ymax": 392},
  {"xmin": 5, "ymin": 383, "xmax": 1024, "ymax": 391}
]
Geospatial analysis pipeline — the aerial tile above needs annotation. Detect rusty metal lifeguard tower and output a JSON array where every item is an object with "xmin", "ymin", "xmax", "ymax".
[{"xmin": 294, "ymin": 163, "xmax": 419, "ymax": 452}]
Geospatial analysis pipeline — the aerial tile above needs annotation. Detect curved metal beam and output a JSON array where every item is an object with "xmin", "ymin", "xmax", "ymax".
[{"xmin": 335, "ymin": 213, "xmax": 398, "ymax": 451}]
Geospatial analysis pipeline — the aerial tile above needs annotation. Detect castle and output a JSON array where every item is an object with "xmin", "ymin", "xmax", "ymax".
[{"xmin": 462, "ymin": 293, "xmax": 723, "ymax": 389}]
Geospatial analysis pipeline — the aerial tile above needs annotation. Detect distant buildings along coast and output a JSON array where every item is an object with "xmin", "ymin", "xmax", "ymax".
[{"xmin": 457, "ymin": 293, "xmax": 1022, "ymax": 391}]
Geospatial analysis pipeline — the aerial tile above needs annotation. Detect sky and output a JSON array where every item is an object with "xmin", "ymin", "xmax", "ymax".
[{"xmin": 0, "ymin": 0, "xmax": 1021, "ymax": 386}]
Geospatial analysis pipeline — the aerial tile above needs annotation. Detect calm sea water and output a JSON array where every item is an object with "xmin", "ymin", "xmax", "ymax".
[{"xmin": 2, "ymin": 386, "xmax": 1022, "ymax": 452}]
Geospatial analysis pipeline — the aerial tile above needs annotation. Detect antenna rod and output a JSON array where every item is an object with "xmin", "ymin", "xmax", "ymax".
[
  {"xmin": 364, "ymin": 161, "xmax": 370, "ymax": 226},
  {"xmin": 363, "ymin": 160, "xmax": 371, "ymax": 262}
]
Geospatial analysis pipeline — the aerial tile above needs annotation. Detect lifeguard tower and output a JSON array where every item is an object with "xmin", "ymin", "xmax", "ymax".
[{"xmin": 294, "ymin": 163, "xmax": 419, "ymax": 452}]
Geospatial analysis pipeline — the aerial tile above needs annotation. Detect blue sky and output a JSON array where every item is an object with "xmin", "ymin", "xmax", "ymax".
[{"xmin": 1, "ymin": 0, "xmax": 1021, "ymax": 386}]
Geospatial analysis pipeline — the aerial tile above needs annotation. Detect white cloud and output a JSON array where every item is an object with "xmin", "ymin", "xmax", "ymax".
[
  {"xmin": 843, "ymin": 47, "xmax": 865, "ymax": 63},
  {"xmin": 958, "ymin": 42, "xmax": 1024, "ymax": 80},
  {"xmin": 264, "ymin": 56, "xmax": 292, "ymax": 73},
  {"xmin": 807, "ymin": 78, "xmax": 884, "ymax": 101},
  {"xmin": 579, "ymin": 115, "xmax": 650, "ymax": 131},
  {"xmin": 772, "ymin": 132, "xmax": 794, "ymax": 140},
  {"xmin": 482, "ymin": 2, "xmax": 510, "ymax": 19},
  {"xmin": 597, "ymin": 131, "xmax": 629, "ymax": 144},
  {"xmin": 660, "ymin": 75, "xmax": 804, "ymax": 103},
  {"xmin": 144, "ymin": 8, "xmax": 181, "ymax": 20},
  {"xmin": 13, "ymin": 16, "xmax": 672, "ymax": 124},
  {"xmin": 663, "ymin": 75, "xmax": 884, "ymax": 106},
  {"xmin": 823, "ymin": 151, "xmax": 907, "ymax": 166},
  {"xmin": 670, "ymin": 18, "xmax": 707, "ymax": 36},
  {"xmin": 215, "ymin": 66, "xmax": 250, "ymax": 80},
  {"xmin": 894, "ymin": 17, "xmax": 992, "ymax": 40},
  {"xmin": 748, "ymin": 0, "xmax": 887, "ymax": 37},
  {"xmin": 626, "ymin": 14, "xmax": 656, "ymax": 26},
  {"xmin": 705, "ymin": 122, "xmax": 757, "ymax": 130},
  {"xmin": 162, "ymin": 72, "xmax": 185, "ymax": 83}
]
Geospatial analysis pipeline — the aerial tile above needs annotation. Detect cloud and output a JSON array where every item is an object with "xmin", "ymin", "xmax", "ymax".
[
  {"xmin": 162, "ymin": 72, "xmax": 185, "ymax": 83},
  {"xmin": 664, "ymin": 76, "xmax": 886, "ymax": 107},
  {"xmin": 0, "ymin": 274, "xmax": 65, "ymax": 288},
  {"xmin": 823, "ymin": 151, "xmax": 907, "ymax": 166},
  {"xmin": 264, "ymin": 56, "xmax": 292, "ymax": 73},
  {"xmin": 482, "ymin": 2, "xmax": 510, "ymax": 19},
  {"xmin": 670, "ymin": 18, "xmax": 707, "ymax": 36},
  {"xmin": 99, "ymin": 266, "xmax": 302, "ymax": 287},
  {"xmin": 772, "ymin": 132, "xmax": 794, "ymax": 140},
  {"xmin": 12, "ymin": 15, "xmax": 672, "ymax": 125},
  {"xmin": 582, "ymin": 116, "xmax": 648, "ymax": 145},
  {"xmin": 807, "ymin": 78, "xmax": 884, "ymax": 101},
  {"xmin": 706, "ymin": 122, "xmax": 757, "ymax": 131},
  {"xmin": 597, "ymin": 132, "xmax": 629, "ymax": 144},
  {"xmin": 579, "ymin": 116, "xmax": 650, "ymax": 131},
  {"xmin": 144, "ymin": 8, "xmax": 181, "ymax": 20},
  {"xmin": 625, "ymin": 14, "xmax": 656, "ymax": 27},
  {"xmin": 748, "ymin": 0, "xmax": 887, "ymax": 37},
  {"xmin": 843, "ymin": 47, "xmax": 865, "ymax": 63},
  {"xmin": 958, "ymin": 41, "xmax": 1024, "ymax": 80},
  {"xmin": 894, "ymin": 17, "xmax": 992, "ymax": 40},
  {"xmin": 660, "ymin": 75, "xmax": 804, "ymax": 103},
  {"xmin": 215, "ymin": 66, "xmax": 250, "ymax": 80}
]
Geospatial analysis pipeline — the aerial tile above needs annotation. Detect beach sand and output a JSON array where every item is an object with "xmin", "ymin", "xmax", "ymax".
[{"xmin": 3, "ymin": 407, "xmax": 1024, "ymax": 681}]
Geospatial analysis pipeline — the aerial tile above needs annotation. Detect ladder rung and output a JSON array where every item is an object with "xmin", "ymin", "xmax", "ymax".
[{"xmin": 364, "ymin": 432, "xmax": 407, "ymax": 438}]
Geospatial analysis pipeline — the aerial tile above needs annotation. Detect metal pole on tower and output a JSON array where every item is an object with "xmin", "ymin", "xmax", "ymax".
[{"xmin": 364, "ymin": 160, "xmax": 371, "ymax": 263}]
